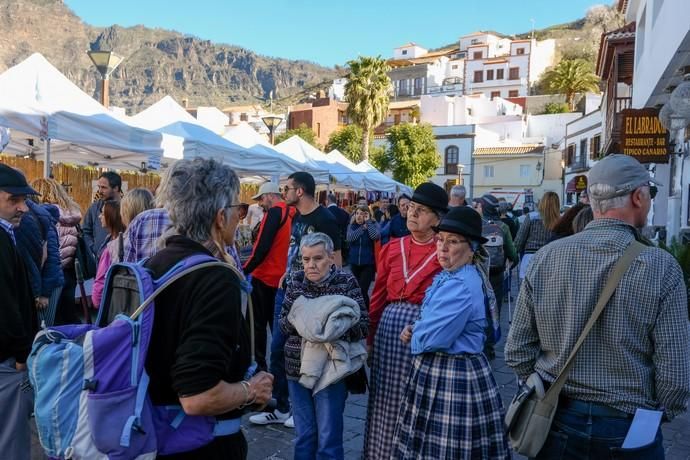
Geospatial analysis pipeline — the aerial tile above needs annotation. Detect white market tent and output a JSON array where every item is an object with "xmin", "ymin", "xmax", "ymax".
[
  {"xmin": 0, "ymin": 53, "xmax": 164, "ymax": 174},
  {"xmin": 354, "ymin": 159, "xmax": 413, "ymax": 195},
  {"xmin": 274, "ymin": 136, "xmax": 365, "ymax": 189},
  {"xmin": 222, "ymin": 122, "xmax": 271, "ymax": 148},
  {"xmin": 129, "ymin": 96, "xmax": 314, "ymax": 178}
]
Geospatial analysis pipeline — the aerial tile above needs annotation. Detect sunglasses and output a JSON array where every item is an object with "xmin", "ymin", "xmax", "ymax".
[{"xmin": 649, "ymin": 185, "xmax": 658, "ymax": 199}]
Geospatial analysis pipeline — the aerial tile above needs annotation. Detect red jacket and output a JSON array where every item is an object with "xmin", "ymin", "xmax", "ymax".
[{"xmin": 243, "ymin": 202, "xmax": 295, "ymax": 288}]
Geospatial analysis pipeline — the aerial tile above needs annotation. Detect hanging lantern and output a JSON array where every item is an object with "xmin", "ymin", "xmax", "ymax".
[{"xmin": 669, "ymin": 81, "xmax": 690, "ymax": 118}]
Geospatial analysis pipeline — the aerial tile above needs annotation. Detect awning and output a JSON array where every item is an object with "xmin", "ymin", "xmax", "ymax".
[{"xmin": 566, "ymin": 175, "xmax": 588, "ymax": 193}]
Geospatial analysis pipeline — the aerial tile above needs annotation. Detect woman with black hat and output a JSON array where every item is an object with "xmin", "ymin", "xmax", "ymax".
[
  {"xmin": 363, "ymin": 182, "xmax": 448, "ymax": 460},
  {"xmin": 392, "ymin": 206, "xmax": 510, "ymax": 459}
]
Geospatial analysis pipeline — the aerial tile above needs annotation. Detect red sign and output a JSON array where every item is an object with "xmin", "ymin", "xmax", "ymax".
[{"xmin": 620, "ymin": 108, "xmax": 669, "ymax": 164}]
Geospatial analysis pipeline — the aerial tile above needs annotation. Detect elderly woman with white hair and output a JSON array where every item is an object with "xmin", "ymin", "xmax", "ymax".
[
  {"xmin": 142, "ymin": 158, "xmax": 273, "ymax": 459},
  {"xmin": 279, "ymin": 232, "xmax": 368, "ymax": 460}
]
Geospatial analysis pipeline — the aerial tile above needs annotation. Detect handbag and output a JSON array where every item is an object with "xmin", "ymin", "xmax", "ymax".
[
  {"xmin": 74, "ymin": 224, "xmax": 97, "ymax": 280},
  {"xmin": 504, "ymin": 241, "xmax": 646, "ymax": 457}
]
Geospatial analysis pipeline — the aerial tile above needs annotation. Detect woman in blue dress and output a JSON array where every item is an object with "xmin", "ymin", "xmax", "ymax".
[{"xmin": 393, "ymin": 206, "xmax": 510, "ymax": 459}]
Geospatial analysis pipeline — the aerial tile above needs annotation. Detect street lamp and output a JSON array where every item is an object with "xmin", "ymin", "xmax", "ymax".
[
  {"xmin": 262, "ymin": 115, "xmax": 283, "ymax": 145},
  {"xmin": 457, "ymin": 163, "xmax": 465, "ymax": 185},
  {"xmin": 87, "ymin": 50, "xmax": 123, "ymax": 108}
]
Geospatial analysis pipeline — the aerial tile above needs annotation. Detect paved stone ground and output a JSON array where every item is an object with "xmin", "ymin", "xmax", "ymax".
[{"xmin": 30, "ymin": 280, "xmax": 690, "ymax": 460}]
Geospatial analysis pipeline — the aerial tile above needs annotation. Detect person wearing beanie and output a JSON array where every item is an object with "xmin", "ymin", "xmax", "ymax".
[
  {"xmin": 472, "ymin": 194, "xmax": 517, "ymax": 359},
  {"xmin": 394, "ymin": 206, "xmax": 510, "ymax": 459},
  {"xmin": 364, "ymin": 182, "xmax": 448, "ymax": 459}
]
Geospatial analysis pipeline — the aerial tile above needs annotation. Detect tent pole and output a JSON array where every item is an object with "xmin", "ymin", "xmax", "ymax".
[{"xmin": 43, "ymin": 138, "xmax": 51, "ymax": 178}]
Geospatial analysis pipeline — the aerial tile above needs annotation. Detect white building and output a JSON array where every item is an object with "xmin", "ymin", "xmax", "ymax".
[
  {"xmin": 625, "ymin": 0, "xmax": 690, "ymax": 242},
  {"xmin": 563, "ymin": 110, "xmax": 603, "ymax": 205},
  {"xmin": 328, "ymin": 78, "xmax": 348, "ymax": 102},
  {"xmin": 420, "ymin": 93, "xmax": 523, "ymax": 126}
]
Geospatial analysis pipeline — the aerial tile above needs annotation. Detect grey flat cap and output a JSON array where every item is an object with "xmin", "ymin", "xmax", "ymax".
[{"xmin": 587, "ymin": 154, "xmax": 661, "ymax": 199}]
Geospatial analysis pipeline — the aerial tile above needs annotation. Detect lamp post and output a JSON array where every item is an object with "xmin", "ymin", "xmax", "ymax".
[
  {"xmin": 457, "ymin": 163, "xmax": 465, "ymax": 185},
  {"xmin": 262, "ymin": 115, "xmax": 283, "ymax": 145},
  {"xmin": 87, "ymin": 50, "xmax": 123, "ymax": 108}
]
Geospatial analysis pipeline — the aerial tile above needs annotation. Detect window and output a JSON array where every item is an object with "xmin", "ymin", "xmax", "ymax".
[
  {"xmin": 397, "ymin": 79, "xmax": 409, "ymax": 96},
  {"xmin": 516, "ymin": 48, "xmax": 525, "ymax": 55},
  {"xmin": 590, "ymin": 135, "xmax": 601, "ymax": 160},
  {"xmin": 471, "ymin": 39, "xmax": 480, "ymax": 45},
  {"xmin": 496, "ymin": 68, "xmax": 504, "ymax": 79},
  {"xmin": 490, "ymin": 91, "xmax": 501, "ymax": 99},
  {"xmin": 484, "ymin": 165, "xmax": 495, "ymax": 178},
  {"xmin": 445, "ymin": 146, "xmax": 459, "ymax": 175},
  {"xmin": 486, "ymin": 69, "xmax": 494, "ymax": 80},
  {"xmin": 508, "ymin": 90, "xmax": 519, "ymax": 97},
  {"xmin": 566, "ymin": 144, "xmax": 575, "ymax": 166},
  {"xmin": 474, "ymin": 71, "xmax": 483, "ymax": 83},
  {"xmin": 579, "ymin": 139, "xmax": 587, "ymax": 165},
  {"xmin": 452, "ymin": 64, "xmax": 458, "ymax": 70},
  {"xmin": 414, "ymin": 77, "xmax": 423, "ymax": 95},
  {"xmin": 509, "ymin": 67, "xmax": 520, "ymax": 80},
  {"xmin": 402, "ymin": 49, "xmax": 408, "ymax": 55},
  {"xmin": 520, "ymin": 164, "xmax": 530, "ymax": 177},
  {"xmin": 316, "ymin": 122, "xmax": 321, "ymax": 138},
  {"xmin": 473, "ymin": 51, "xmax": 483, "ymax": 60},
  {"xmin": 240, "ymin": 113, "xmax": 248, "ymax": 121}
]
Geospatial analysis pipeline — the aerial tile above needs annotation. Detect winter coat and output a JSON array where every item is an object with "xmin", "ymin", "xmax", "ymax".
[
  {"xmin": 15, "ymin": 201, "xmax": 65, "ymax": 298},
  {"xmin": 347, "ymin": 221, "xmax": 380, "ymax": 266},
  {"xmin": 288, "ymin": 294, "xmax": 367, "ymax": 394},
  {"xmin": 57, "ymin": 207, "xmax": 82, "ymax": 269}
]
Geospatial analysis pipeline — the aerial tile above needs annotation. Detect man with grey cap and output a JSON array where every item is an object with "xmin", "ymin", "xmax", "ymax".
[
  {"xmin": 505, "ymin": 154, "xmax": 689, "ymax": 458},
  {"xmin": 243, "ymin": 182, "xmax": 295, "ymax": 371},
  {"xmin": 448, "ymin": 184, "xmax": 469, "ymax": 208},
  {"xmin": 0, "ymin": 164, "xmax": 38, "ymax": 460}
]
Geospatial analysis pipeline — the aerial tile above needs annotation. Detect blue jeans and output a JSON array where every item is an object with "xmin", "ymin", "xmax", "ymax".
[
  {"xmin": 269, "ymin": 288, "xmax": 290, "ymax": 413},
  {"xmin": 535, "ymin": 401, "xmax": 664, "ymax": 460},
  {"xmin": 288, "ymin": 379, "xmax": 348, "ymax": 460}
]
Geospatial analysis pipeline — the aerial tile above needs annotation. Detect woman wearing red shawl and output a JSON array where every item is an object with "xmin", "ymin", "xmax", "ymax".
[{"xmin": 363, "ymin": 183, "xmax": 448, "ymax": 460}]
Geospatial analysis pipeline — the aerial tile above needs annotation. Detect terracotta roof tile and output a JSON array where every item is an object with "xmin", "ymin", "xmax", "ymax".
[{"xmin": 473, "ymin": 144, "xmax": 544, "ymax": 156}]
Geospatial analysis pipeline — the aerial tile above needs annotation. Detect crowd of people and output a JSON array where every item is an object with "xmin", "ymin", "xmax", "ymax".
[{"xmin": 0, "ymin": 151, "xmax": 688, "ymax": 460}]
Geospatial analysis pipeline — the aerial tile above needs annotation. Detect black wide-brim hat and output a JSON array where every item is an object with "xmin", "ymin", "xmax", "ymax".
[
  {"xmin": 433, "ymin": 206, "xmax": 488, "ymax": 244},
  {"xmin": 411, "ymin": 182, "xmax": 448, "ymax": 213}
]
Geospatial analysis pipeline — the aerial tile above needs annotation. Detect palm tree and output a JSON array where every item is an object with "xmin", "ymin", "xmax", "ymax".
[
  {"xmin": 344, "ymin": 56, "xmax": 391, "ymax": 161},
  {"xmin": 541, "ymin": 59, "xmax": 600, "ymax": 110}
]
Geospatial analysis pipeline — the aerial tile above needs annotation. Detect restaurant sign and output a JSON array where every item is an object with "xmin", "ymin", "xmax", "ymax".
[{"xmin": 620, "ymin": 108, "xmax": 669, "ymax": 164}]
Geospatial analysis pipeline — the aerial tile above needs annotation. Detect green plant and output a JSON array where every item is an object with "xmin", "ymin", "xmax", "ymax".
[
  {"xmin": 383, "ymin": 123, "xmax": 439, "ymax": 187},
  {"xmin": 539, "ymin": 59, "xmax": 600, "ymax": 109},
  {"xmin": 543, "ymin": 102, "xmax": 570, "ymax": 114},
  {"xmin": 344, "ymin": 56, "xmax": 391, "ymax": 161},
  {"xmin": 659, "ymin": 237, "xmax": 690, "ymax": 313},
  {"xmin": 326, "ymin": 125, "xmax": 365, "ymax": 163}
]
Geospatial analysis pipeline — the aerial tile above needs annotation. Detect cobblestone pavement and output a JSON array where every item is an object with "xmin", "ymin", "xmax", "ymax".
[{"xmin": 30, "ymin": 288, "xmax": 690, "ymax": 460}]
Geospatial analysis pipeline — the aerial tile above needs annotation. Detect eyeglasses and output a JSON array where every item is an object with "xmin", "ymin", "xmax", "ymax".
[
  {"xmin": 283, "ymin": 185, "xmax": 297, "ymax": 194},
  {"xmin": 436, "ymin": 236, "xmax": 470, "ymax": 248},
  {"xmin": 407, "ymin": 203, "xmax": 434, "ymax": 216}
]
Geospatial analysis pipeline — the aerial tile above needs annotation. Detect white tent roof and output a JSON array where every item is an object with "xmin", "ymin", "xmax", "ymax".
[
  {"xmin": 0, "ymin": 53, "xmax": 163, "ymax": 171},
  {"xmin": 354, "ymin": 159, "xmax": 413, "ymax": 195},
  {"xmin": 129, "ymin": 96, "xmax": 310, "ymax": 178},
  {"xmin": 223, "ymin": 122, "xmax": 271, "ymax": 148},
  {"xmin": 275, "ymin": 136, "xmax": 364, "ymax": 188}
]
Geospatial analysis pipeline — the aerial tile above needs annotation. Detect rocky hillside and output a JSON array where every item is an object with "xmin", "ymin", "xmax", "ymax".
[{"xmin": 0, "ymin": 0, "xmax": 340, "ymax": 113}]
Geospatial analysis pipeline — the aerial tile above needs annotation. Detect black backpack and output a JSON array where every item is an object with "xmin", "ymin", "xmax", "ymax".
[{"xmin": 482, "ymin": 220, "xmax": 505, "ymax": 271}]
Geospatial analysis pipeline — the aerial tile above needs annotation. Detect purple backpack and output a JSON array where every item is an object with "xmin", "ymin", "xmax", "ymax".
[{"xmin": 28, "ymin": 254, "xmax": 241, "ymax": 459}]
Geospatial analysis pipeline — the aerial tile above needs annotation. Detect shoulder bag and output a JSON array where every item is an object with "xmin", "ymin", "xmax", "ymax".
[{"xmin": 504, "ymin": 240, "xmax": 646, "ymax": 457}]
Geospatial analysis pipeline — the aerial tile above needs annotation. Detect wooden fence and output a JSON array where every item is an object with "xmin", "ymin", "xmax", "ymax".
[{"xmin": 0, "ymin": 156, "xmax": 260, "ymax": 212}]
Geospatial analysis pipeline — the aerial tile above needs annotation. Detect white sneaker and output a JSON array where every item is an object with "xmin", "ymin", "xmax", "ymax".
[
  {"xmin": 249, "ymin": 409, "xmax": 290, "ymax": 425},
  {"xmin": 283, "ymin": 415, "xmax": 295, "ymax": 428}
]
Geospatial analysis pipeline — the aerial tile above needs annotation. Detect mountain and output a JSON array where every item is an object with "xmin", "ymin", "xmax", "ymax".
[{"xmin": 0, "ymin": 0, "xmax": 341, "ymax": 113}]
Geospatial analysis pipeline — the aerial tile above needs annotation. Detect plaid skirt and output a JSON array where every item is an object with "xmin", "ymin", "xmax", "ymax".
[
  {"xmin": 363, "ymin": 302, "xmax": 419, "ymax": 460},
  {"xmin": 391, "ymin": 352, "xmax": 510, "ymax": 460}
]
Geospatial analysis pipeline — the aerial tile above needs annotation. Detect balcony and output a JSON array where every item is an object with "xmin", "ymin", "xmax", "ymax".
[
  {"xmin": 427, "ymin": 82, "xmax": 464, "ymax": 95},
  {"xmin": 567, "ymin": 158, "xmax": 588, "ymax": 173},
  {"xmin": 604, "ymin": 96, "xmax": 632, "ymax": 153}
]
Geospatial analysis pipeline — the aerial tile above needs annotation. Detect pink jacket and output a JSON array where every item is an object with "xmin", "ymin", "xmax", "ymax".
[
  {"xmin": 57, "ymin": 208, "xmax": 82, "ymax": 269},
  {"xmin": 92, "ymin": 236, "xmax": 123, "ymax": 309}
]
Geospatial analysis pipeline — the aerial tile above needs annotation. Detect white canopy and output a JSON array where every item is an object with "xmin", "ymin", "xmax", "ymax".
[
  {"xmin": 275, "ymin": 136, "xmax": 364, "ymax": 188},
  {"xmin": 222, "ymin": 122, "xmax": 271, "ymax": 148},
  {"xmin": 129, "ymin": 96, "xmax": 309, "ymax": 178},
  {"xmin": 0, "ymin": 53, "xmax": 164, "ymax": 173},
  {"xmin": 354, "ymin": 159, "xmax": 413, "ymax": 195}
]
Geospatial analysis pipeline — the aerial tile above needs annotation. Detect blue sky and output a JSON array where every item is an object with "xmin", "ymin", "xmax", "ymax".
[{"xmin": 64, "ymin": 0, "xmax": 607, "ymax": 67}]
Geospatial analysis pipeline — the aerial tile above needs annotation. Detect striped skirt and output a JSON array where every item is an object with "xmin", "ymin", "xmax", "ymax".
[
  {"xmin": 392, "ymin": 352, "xmax": 510, "ymax": 460},
  {"xmin": 363, "ymin": 301, "xmax": 419, "ymax": 460}
]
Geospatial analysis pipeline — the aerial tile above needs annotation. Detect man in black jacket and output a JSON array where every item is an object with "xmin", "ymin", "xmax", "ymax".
[
  {"xmin": 0, "ymin": 164, "xmax": 37, "ymax": 460},
  {"xmin": 82, "ymin": 171, "xmax": 121, "ymax": 259}
]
